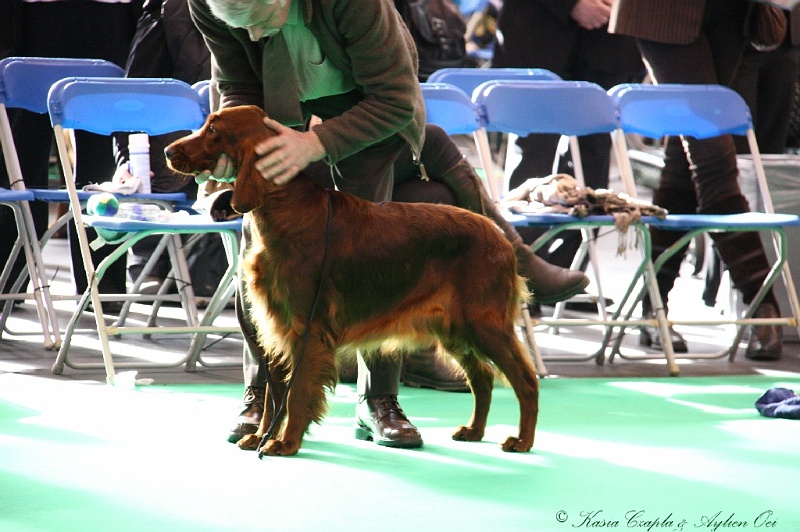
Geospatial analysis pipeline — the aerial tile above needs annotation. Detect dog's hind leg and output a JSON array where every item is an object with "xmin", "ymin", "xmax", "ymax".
[
  {"xmin": 468, "ymin": 324, "xmax": 539, "ymax": 452},
  {"xmin": 258, "ymin": 334, "xmax": 338, "ymax": 456},
  {"xmin": 445, "ymin": 344, "xmax": 494, "ymax": 443}
]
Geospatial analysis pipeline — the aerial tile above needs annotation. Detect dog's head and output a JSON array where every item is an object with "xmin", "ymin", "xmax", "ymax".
[{"xmin": 165, "ymin": 105, "xmax": 274, "ymax": 213}]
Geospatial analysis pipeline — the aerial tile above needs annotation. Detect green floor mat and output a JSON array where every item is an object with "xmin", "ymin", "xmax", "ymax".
[{"xmin": 1, "ymin": 373, "xmax": 798, "ymax": 531}]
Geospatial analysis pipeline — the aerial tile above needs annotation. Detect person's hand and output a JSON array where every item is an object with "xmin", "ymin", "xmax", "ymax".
[
  {"xmin": 570, "ymin": 0, "xmax": 612, "ymax": 30},
  {"xmin": 195, "ymin": 152, "xmax": 237, "ymax": 185},
  {"xmin": 254, "ymin": 117, "xmax": 326, "ymax": 185}
]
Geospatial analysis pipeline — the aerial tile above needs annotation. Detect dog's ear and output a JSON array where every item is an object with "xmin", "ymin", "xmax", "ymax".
[
  {"xmin": 230, "ymin": 149, "xmax": 270, "ymax": 214},
  {"xmin": 228, "ymin": 106, "xmax": 277, "ymax": 213}
]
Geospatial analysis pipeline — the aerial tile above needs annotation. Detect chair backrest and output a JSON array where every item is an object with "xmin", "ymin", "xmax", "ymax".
[
  {"xmin": 473, "ymin": 80, "xmax": 617, "ymax": 136},
  {"xmin": 0, "ymin": 57, "xmax": 124, "ymax": 113},
  {"xmin": 428, "ymin": 67, "xmax": 562, "ymax": 98},
  {"xmin": 192, "ymin": 79, "xmax": 212, "ymax": 117},
  {"xmin": 420, "ymin": 82, "xmax": 480, "ymax": 135},
  {"xmin": 609, "ymin": 83, "xmax": 752, "ymax": 140},
  {"xmin": 0, "ymin": 57, "xmax": 126, "ymax": 192},
  {"xmin": 472, "ymin": 79, "xmax": 618, "ymax": 190},
  {"xmin": 609, "ymin": 82, "xmax": 773, "ymax": 211},
  {"xmin": 48, "ymin": 77, "xmax": 206, "ymax": 135}
]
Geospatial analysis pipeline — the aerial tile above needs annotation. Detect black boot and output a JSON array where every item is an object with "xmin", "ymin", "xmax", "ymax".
[
  {"xmin": 437, "ymin": 159, "xmax": 589, "ymax": 304},
  {"xmin": 227, "ymin": 386, "xmax": 265, "ymax": 443},
  {"xmin": 639, "ymin": 296, "xmax": 688, "ymax": 353}
]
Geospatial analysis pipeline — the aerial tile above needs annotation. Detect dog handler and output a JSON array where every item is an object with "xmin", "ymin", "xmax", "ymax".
[{"xmin": 188, "ymin": 0, "xmax": 588, "ymax": 448}]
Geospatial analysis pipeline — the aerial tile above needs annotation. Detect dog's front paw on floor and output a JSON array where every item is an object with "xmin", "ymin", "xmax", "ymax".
[
  {"xmin": 259, "ymin": 439, "xmax": 300, "ymax": 456},
  {"xmin": 500, "ymin": 436, "xmax": 532, "ymax": 453},
  {"xmin": 236, "ymin": 434, "xmax": 262, "ymax": 450},
  {"xmin": 451, "ymin": 425, "xmax": 484, "ymax": 442}
]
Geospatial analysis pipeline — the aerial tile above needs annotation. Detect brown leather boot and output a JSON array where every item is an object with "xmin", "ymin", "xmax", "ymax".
[
  {"xmin": 227, "ymin": 386, "xmax": 265, "ymax": 443},
  {"xmin": 745, "ymin": 302, "xmax": 782, "ymax": 360},
  {"xmin": 402, "ymin": 348, "xmax": 469, "ymax": 392},
  {"xmin": 436, "ymin": 159, "xmax": 589, "ymax": 304}
]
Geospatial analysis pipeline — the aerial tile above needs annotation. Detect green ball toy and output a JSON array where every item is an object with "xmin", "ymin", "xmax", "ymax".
[{"xmin": 86, "ymin": 192, "xmax": 120, "ymax": 217}]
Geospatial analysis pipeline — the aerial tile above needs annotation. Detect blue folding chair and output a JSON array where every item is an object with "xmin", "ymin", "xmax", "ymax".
[
  {"xmin": 0, "ymin": 57, "xmax": 126, "ymax": 349},
  {"xmin": 427, "ymin": 68, "xmax": 563, "ymax": 198},
  {"xmin": 610, "ymin": 83, "xmax": 800, "ymax": 369},
  {"xmin": 47, "ymin": 77, "xmax": 242, "ymax": 384},
  {"xmin": 472, "ymin": 79, "xmax": 672, "ymax": 375}
]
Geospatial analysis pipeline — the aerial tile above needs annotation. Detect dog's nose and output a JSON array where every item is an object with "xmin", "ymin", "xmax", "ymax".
[{"xmin": 164, "ymin": 147, "xmax": 175, "ymax": 160}]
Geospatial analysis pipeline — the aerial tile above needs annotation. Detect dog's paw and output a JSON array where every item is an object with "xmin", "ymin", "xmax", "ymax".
[
  {"xmin": 259, "ymin": 439, "xmax": 300, "ymax": 457},
  {"xmin": 451, "ymin": 425, "xmax": 484, "ymax": 442},
  {"xmin": 500, "ymin": 436, "xmax": 532, "ymax": 453},
  {"xmin": 236, "ymin": 434, "xmax": 262, "ymax": 451}
]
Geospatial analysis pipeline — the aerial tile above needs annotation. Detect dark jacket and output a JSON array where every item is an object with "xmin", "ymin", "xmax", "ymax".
[
  {"xmin": 493, "ymin": 0, "xmax": 643, "ymax": 78},
  {"xmin": 609, "ymin": 0, "xmax": 710, "ymax": 45},
  {"xmin": 116, "ymin": 0, "xmax": 211, "ymax": 193}
]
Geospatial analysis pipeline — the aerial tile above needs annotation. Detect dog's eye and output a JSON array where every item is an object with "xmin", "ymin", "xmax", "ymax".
[{"xmin": 208, "ymin": 124, "xmax": 217, "ymax": 134}]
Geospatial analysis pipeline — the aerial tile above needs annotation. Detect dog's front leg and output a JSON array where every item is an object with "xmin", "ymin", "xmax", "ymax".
[
  {"xmin": 258, "ymin": 336, "xmax": 336, "ymax": 456},
  {"xmin": 237, "ymin": 356, "xmax": 288, "ymax": 451}
]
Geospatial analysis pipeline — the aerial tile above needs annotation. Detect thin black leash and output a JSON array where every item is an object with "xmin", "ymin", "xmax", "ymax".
[{"xmin": 258, "ymin": 190, "xmax": 333, "ymax": 459}]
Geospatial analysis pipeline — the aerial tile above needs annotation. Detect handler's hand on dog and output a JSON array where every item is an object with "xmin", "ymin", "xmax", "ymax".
[
  {"xmin": 195, "ymin": 152, "xmax": 236, "ymax": 185},
  {"xmin": 254, "ymin": 117, "xmax": 326, "ymax": 185}
]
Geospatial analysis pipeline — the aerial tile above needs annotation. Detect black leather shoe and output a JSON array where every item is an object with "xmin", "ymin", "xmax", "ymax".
[
  {"xmin": 402, "ymin": 349, "xmax": 470, "ymax": 393},
  {"xmin": 639, "ymin": 322, "xmax": 688, "ymax": 353},
  {"xmin": 355, "ymin": 395, "xmax": 423, "ymax": 448},
  {"xmin": 563, "ymin": 294, "xmax": 615, "ymax": 313},
  {"xmin": 746, "ymin": 303, "xmax": 782, "ymax": 361},
  {"xmin": 227, "ymin": 386, "xmax": 265, "ymax": 443}
]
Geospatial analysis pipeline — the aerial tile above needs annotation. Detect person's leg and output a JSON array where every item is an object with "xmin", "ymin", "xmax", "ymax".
[
  {"xmin": 68, "ymin": 130, "xmax": 128, "ymax": 300},
  {"xmin": 44, "ymin": 2, "xmax": 138, "ymax": 300},
  {"xmin": 228, "ymin": 216, "xmax": 270, "ymax": 443},
  {"xmin": 391, "ymin": 138, "xmax": 471, "ymax": 392},
  {"xmin": 327, "ymin": 134, "xmax": 423, "ymax": 447},
  {"xmin": 420, "ymin": 125, "xmax": 590, "ymax": 304},
  {"xmin": 637, "ymin": 7, "xmax": 781, "ymax": 358}
]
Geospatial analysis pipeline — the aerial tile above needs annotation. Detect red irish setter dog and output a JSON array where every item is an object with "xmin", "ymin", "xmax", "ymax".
[{"xmin": 166, "ymin": 105, "xmax": 539, "ymax": 456}]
